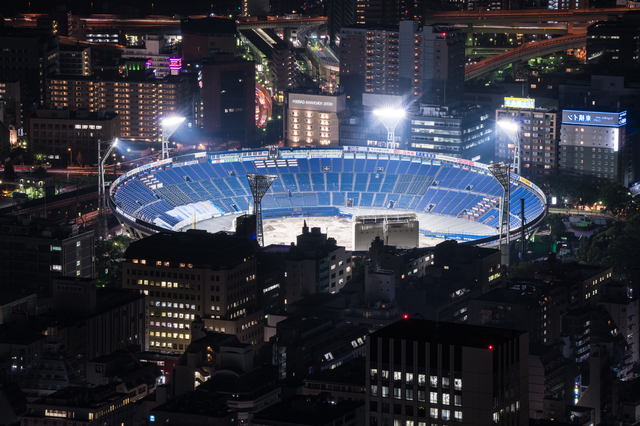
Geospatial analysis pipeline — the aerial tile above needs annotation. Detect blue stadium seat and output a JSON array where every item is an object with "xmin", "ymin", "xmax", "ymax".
[{"xmin": 312, "ymin": 173, "xmax": 326, "ymax": 191}]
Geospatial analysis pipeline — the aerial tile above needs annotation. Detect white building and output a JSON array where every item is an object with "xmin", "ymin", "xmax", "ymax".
[{"xmin": 121, "ymin": 35, "xmax": 178, "ymax": 78}]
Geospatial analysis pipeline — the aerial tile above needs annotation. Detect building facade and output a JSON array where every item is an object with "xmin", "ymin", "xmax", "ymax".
[
  {"xmin": 29, "ymin": 108, "xmax": 119, "ymax": 165},
  {"xmin": 495, "ymin": 99, "xmax": 560, "ymax": 178},
  {"xmin": 559, "ymin": 109, "xmax": 627, "ymax": 183},
  {"xmin": 284, "ymin": 92, "xmax": 348, "ymax": 147},
  {"xmin": 0, "ymin": 28, "xmax": 60, "ymax": 107},
  {"xmin": 0, "ymin": 216, "xmax": 94, "ymax": 296},
  {"xmin": 121, "ymin": 35, "xmax": 177, "ymax": 78},
  {"xmin": 59, "ymin": 44, "xmax": 91, "ymax": 76},
  {"xmin": 339, "ymin": 21, "xmax": 464, "ymax": 105},
  {"xmin": 199, "ymin": 56, "xmax": 255, "ymax": 138},
  {"xmin": 122, "ymin": 230, "xmax": 264, "ymax": 354},
  {"xmin": 408, "ymin": 104, "xmax": 493, "ymax": 162},
  {"xmin": 367, "ymin": 319, "xmax": 529, "ymax": 426},
  {"xmin": 46, "ymin": 76, "xmax": 188, "ymax": 141},
  {"xmin": 284, "ymin": 223, "xmax": 353, "ymax": 304}
]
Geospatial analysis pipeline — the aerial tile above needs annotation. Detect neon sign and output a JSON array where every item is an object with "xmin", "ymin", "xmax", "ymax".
[
  {"xmin": 169, "ymin": 58, "xmax": 182, "ymax": 71},
  {"xmin": 562, "ymin": 110, "xmax": 627, "ymax": 127}
]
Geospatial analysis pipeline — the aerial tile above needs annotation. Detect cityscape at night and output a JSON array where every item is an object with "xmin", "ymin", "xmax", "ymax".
[{"xmin": 1, "ymin": 0, "xmax": 640, "ymax": 425}]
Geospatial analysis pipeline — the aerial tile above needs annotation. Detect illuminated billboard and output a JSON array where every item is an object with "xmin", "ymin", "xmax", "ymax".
[
  {"xmin": 504, "ymin": 97, "xmax": 535, "ymax": 109},
  {"xmin": 287, "ymin": 93, "xmax": 346, "ymax": 113},
  {"xmin": 169, "ymin": 58, "xmax": 182, "ymax": 71},
  {"xmin": 562, "ymin": 110, "xmax": 627, "ymax": 127}
]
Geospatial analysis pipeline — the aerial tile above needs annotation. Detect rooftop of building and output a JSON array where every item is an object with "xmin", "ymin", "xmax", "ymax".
[
  {"xmin": 152, "ymin": 389, "xmax": 231, "ymax": 417},
  {"xmin": 472, "ymin": 281, "xmax": 546, "ymax": 305},
  {"xmin": 412, "ymin": 103, "xmax": 490, "ymax": 119},
  {"xmin": 304, "ymin": 355, "xmax": 366, "ymax": 387},
  {"xmin": 200, "ymin": 364, "xmax": 279, "ymax": 395},
  {"xmin": 534, "ymin": 259, "xmax": 612, "ymax": 282},
  {"xmin": 0, "ymin": 215, "xmax": 85, "ymax": 240},
  {"xmin": 33, "ymin": 108, "xmax": 118, "ymax": 121},
  {"xmin": 29, "ymin": 383, "xmax": 129, "ymax": 408},
  {"xmin": 371, "ymin": 318, "xmax": 525, "ymax": 348},
  {"xmin": 252, "ymin": 394, "xmax": 364, "ymax": 426},
  {"xmin": 124, "ymin": 230, "xmax": 257, "ymax": 269},
  {"xmin": 47, "ymin": 74, "xmax": 179, "ymax": 83},
  {"xmin": 240, "ymin": 29, "xmax": 289, "ymax": 59}
]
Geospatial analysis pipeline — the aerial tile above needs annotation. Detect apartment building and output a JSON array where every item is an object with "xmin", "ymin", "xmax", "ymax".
[
  {"xmin": 495, "ymin": 98, "xmax": 560, "ymax": 178},
  {"xmin": 340, "ymin": 21, "xmax": 464, "ymax": 105},
  {"xmin": 59, "ymin": 44, "xmax": 91, "ymax": 76},
  {"xmin": 46, "ymin": 75, "xmax": 188, "ymax": 141}
]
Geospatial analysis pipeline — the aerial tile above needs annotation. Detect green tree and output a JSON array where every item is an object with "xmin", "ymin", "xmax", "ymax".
[
  {"xmin": 2, "ymin": 163, "xmax": 16, "ymax": 181},
  {"xmin": 95, "ymin": 235, "xmax": 130, "ymax": 287},
  {"xmin": 34, "ymin": 166, "xmax": 48, "ymax": 178},
  {"xmin": 599, "ymin": 184, "xmax": 631, "ymax": 216},
  {"xmin": 543, "ymin": 214, "xmax": 566, "ymax": 239},
  {"xmin": 504, "ymin": 261, "xmax": 541, "ymax": 281}
]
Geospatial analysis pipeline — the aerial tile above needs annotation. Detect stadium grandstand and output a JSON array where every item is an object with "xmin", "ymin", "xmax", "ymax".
[{"xmin": 109, "ymin": 146, "xmax": 547, "ymax": 244}]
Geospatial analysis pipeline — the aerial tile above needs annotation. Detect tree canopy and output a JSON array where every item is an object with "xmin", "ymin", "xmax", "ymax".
[
  {"xmin": 95, "ymin": 235, "xmax": 130, "ymax": 287},
  {"xmin": 575, "ymin": 210, "xmax": 640, "ymax": 278}
]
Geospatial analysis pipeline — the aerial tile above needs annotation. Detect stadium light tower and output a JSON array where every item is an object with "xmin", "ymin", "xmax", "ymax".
[
  {"xmin": 98, "ymin": 138, "xmax": 118, "ymax": 239},
  {"xmin": 497, "ymin": 120, "xmax": 521, "ymax": 175},
  {"xmin": 488, "ymin": 162, "xmax": 512, "ymax": 266},
  {"xmin": 247, "ymin": 173, "xmax": 278, "ymax": 247},
  {"xmin": 373, "ymin": 108, "xmax": 405, "ymax": 149},
  {"xmin": 161, "ymin": 116, "xmax": 185, "ymax": 159}
]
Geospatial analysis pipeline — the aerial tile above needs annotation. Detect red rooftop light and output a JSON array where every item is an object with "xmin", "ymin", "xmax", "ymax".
[
  {"xmin": 488, "ymin": 345, "xmax": 493, "ymax": 350},
  {"xmin": 403, "ymin": 314, "xmax": 409, "ymax": 319}
]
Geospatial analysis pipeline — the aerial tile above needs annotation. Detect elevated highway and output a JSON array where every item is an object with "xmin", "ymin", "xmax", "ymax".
[
  {"xmin": 457, "ymin": 22, "xmax": 589, "ymax": 35},
  {"xmin": 5, "ymin": 15, "xmax": 326, "ymax": 32},
  {"xmin": 465, "ymin": 33, "xmax": 586, "ymax": 80},
  {"xmin": 425, "ymin": 7, "xmax": 630, "ymax": 25}
]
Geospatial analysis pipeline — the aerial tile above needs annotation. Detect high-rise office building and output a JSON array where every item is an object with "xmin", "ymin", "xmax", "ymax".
[
  {"xmin": 366, "ymin": 319, "xmax": 529, "ymax": 426},
  {"xmin": 408, "ymin": 104, "xmax": 493, "ymax": 162},
  {"xmin": 559, "ymin": 109, "xmax": 627, "ymax": 183},
  {"xmin": 29, "ymin": 108, "xmax": 120, "ymax": 165},
  {"xmin": 0, "ymin": 215, "xmax": 94, "ymax": 296},
  {"xmin": 0, "ymin": 27, "xmax": 59, "ymax": 107},
  {"xmin": 586, "ymin": 13, "xmax": 640, "ymax": 71},
  {"xmin": 199, "ymin": 55, "xmax": 255, "ymax": 138},
  {"xmin": 340, "ymin": 21, "xmax": 464, "ymax": 105},
  {"xmin": 495, "ymin": 98, "xmax": 560, "ymax": 178},
  {"xmin": 180, "ymin": 17, "xmax": 238, "ymax": 61},
  {"xmin": 122, "ymin": 230, "xmax": 264, "ymax": 354}
]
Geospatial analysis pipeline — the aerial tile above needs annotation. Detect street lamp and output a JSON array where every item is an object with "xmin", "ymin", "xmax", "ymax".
[
  {"xmin": 68, "ymin": 147, "xmax": 72, "ymax": 166},
  {"xmin": 373, "ymin": 108, "xmax": 405, "ymax": 149},
  {"xmin": 497, "ymin": 120, "xmax": 521, "ymax": 175},
  {"xmin": 161, "ymin": 116, "xmax": 185, "ymax": 159}
]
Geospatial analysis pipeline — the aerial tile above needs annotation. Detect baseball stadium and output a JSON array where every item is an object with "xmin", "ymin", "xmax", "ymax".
[{"xmin": 108, "ymin": 146, "xmax": 547, "ymax": 248}]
